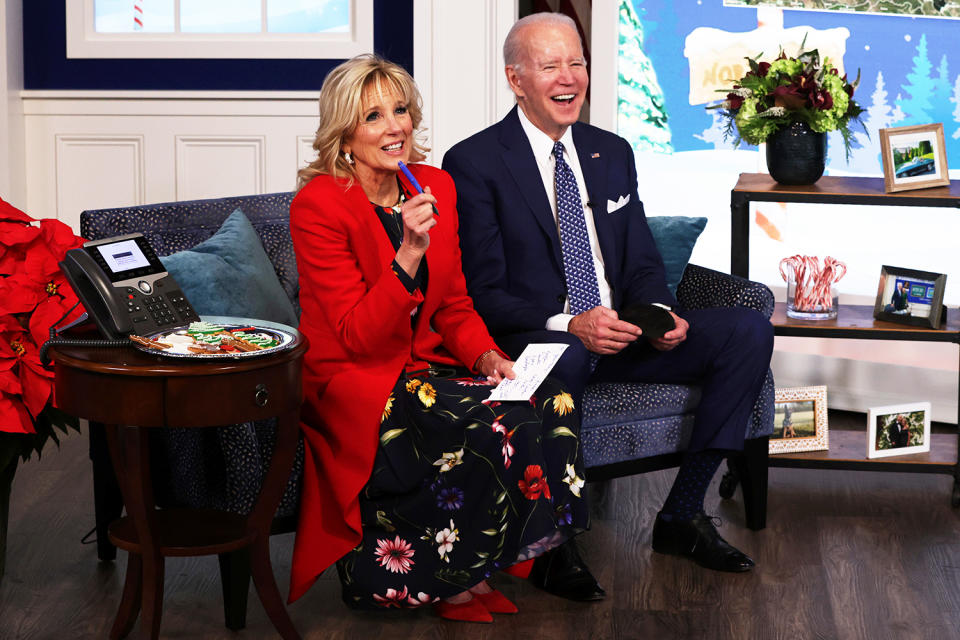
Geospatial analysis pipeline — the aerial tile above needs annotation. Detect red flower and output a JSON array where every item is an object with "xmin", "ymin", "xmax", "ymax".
[
  {"xmin": 810, "ymin": 88, "xmax": 833, "ymax": 111},
  {"xmin": 770, "ymin": 83, "xmax": 807, "ymax": 111},
  {"xmin": 725, "ymin": 92, "xmax": 744, "ymax": 110},
  {"xmin": 0, "ymin": 314, "xmax": 54, "ymax": 424},
  {"xmin": 0, "ymin": 199, "xmax": 87, "ymax": 436},
  {"xmin": 0, "ymin": 216, "xmax": 86, "ymax": 346},
  {"xmin": 518, "ymin": 465, "xmax": 551, "ymax": 501}
]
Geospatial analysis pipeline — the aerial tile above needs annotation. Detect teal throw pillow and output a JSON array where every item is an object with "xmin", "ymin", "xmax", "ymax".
[
  {"xmin": 647, "ymin": 216, "xmax": 708, "ymax": 295},
  {"xmin": 160, "ymin": 209, "xmax": 299, "ymax": 327}
]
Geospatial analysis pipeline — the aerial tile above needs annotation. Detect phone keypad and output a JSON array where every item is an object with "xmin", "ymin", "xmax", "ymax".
[{"xmin": 123, "ymin": 284, "xmax": 199, "ymax": 331}]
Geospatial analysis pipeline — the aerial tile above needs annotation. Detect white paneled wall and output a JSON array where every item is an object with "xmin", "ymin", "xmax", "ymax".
[
  {"xmin": 0, "ymin": 0, "xmax": 25, "ymax": 207},
  {"xmin": 22, "ymin": 93, "xmax": 320, "ymax": 230}
]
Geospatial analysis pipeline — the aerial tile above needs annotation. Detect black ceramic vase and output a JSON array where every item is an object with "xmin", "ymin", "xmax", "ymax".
[{"xmin": 765, "ymin": 121, "xmax": 827, "ymax": 185}]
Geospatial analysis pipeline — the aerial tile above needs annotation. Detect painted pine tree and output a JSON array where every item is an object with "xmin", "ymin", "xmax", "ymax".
[
  {"xmin": 616, "ymin": 0, "xmax": 673, "ymax": 154},
  {"xmin": 831, "ymin": 71, "xmax": 902, "ymax": 174},
  {"xmin": 898, "ymin": 34, "xmax": 935, "ymax": 125},
  {"xmin": 931, "ymin": 54, "xmax": 955, "ymax": 128},
  {"xmin": 952, "ymin": 75, "xmax": 960, "ymax": 140}
]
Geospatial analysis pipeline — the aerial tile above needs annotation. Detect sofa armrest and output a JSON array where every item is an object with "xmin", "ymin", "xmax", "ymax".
[{"xmin": 675, "ymin": 264, "xmax": 774, "ymax": 318}]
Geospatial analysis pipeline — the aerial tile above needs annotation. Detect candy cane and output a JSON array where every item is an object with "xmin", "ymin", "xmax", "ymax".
[{"xmin": 780, "ymin": 255, "xmax": 847, "ymax": 312}]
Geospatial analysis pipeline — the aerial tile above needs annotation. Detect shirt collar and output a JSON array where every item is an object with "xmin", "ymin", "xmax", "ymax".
[{"xmin": 516, "ymin": 106, "xmax": 575, "ymax": 164}]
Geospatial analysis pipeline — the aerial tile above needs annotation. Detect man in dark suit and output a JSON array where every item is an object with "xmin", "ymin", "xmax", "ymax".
[{"xmin": 443, "ymin": 12, "xmax": 774, "ymax": 594}]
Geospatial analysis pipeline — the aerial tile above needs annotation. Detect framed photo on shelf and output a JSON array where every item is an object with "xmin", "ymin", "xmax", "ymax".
[
  {"xmin": 769, "ymin": 385, "xmax": 828, "ymax": 455},
  {"xmin": 867, "ymin": 402, "xmax": 931, "ymax": 459},
  {"xmin": 872, "ymin": 265, "xmax": 947, "ymax": 329},
  {"xmin": 879, "ymin": 123, "xmax": 950, "ymax": 193}
]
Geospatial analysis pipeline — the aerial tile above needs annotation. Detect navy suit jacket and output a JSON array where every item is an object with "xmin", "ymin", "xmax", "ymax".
[{"xmin": 442, "ymin": 106, "xmax": 676, "ymax": 337}]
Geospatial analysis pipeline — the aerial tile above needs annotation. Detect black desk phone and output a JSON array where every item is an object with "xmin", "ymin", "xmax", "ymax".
[{"xmin": 59, "ymin": 233, "xmax": 200, "ymax": 339}]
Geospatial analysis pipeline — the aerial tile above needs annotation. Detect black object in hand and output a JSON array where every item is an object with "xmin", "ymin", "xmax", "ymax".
[{"xmin": 618, "ymin": 303, "xmax": 675, "ymax": 341}]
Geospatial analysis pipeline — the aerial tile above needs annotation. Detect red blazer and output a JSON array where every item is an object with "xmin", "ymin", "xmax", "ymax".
[{"xmin": 288, "ymin": 164, "xmax": 501, "ymax": 601}]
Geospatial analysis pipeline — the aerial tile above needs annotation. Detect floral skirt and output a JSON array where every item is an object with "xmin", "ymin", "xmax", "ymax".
[{"xmin": 336, "ymin": 369, "xmax": 588, "ymax": 609}]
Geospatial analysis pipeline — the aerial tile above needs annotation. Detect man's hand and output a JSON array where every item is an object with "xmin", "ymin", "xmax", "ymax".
[
  {"xmin": 649, "ymin": 311, "xmax": 688, "ymax": 351},
  {"xmin": 568, "ymin": 306, "xmax": 642, "ymax": 354}
]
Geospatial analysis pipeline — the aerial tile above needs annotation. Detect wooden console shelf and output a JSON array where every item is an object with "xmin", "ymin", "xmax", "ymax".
[
  {"xmin": 769, "ymin": 431, "xmax": 957, "ymax": 472},
  {"xmin": 730, "ymin": 173, "xmax": 960, "ymax": 505}
]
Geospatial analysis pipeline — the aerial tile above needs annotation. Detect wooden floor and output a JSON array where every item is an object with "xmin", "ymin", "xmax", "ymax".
[{"xmin": 3, "ymin": 412, "xmax": 960, "ymax": 640}]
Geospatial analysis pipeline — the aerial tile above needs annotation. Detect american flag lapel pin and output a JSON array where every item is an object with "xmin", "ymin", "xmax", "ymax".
[{"xmin": 591, "ymin": 152, "xmax": 600, "ymax": 158}]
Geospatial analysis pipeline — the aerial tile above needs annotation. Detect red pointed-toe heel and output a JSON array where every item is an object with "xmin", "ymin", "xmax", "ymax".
[
  {"xmin": 474, "ymin": 589, "xmax": 518, "ymax": 614},
  {"xmin": 502, "ymin": 558, "xmax": 534, "ymax": 579},
  {"xmin": 433, "ymin": 597, "xmax": 493, "ymax": 623}
]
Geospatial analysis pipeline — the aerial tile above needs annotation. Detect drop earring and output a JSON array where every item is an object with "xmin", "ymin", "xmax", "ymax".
[{"xmin": 344, "ymin": 151, "xmax": 354, "ymax": 165}]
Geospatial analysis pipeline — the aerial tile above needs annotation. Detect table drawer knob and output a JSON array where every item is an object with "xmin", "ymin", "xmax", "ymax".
[{"xmin": 254, "ymin": 384, "xmax": 269, "ymax": 407}]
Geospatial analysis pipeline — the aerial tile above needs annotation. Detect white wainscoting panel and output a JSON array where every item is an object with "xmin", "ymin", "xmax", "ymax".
[
  {"xmin": 297, "ymin": 135, "xmax": 317, "ymax": 176},
  {"xmin": 175, "ymin": 135, "xmax": 266, "ymax": 201},
  {"xmin": 55, "ymin": 135, "xmax": 144, "ymax": 231},
  {"xmin": 23, "ymin": 92, "xmax": 319, "ymax": 229}
]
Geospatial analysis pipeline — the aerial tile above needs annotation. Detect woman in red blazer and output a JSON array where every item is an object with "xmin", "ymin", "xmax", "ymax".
[{"xmin": 288, "ymin": 55, "xmax": 589, "ymax": 622}]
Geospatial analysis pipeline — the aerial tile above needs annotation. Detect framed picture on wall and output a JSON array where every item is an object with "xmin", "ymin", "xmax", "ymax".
[
  {"xmin": 769, "ymin": 385, "xmax": 829, "ymax": 455},
  {"xmin": 879, "ymin": 123, "xmax": 950, "ymax": 193},
  {"xmin": 872, "ymin": 265, "xmax": 947, "ymax": 329},
  {"xmin": 867, "ymin": 402, "xmax": 931, "ymax": 459}
]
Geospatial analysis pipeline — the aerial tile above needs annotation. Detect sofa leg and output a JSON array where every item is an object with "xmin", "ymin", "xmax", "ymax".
[
  {"xmin": 89, "ymin": 422, "xmax": 123, "ymax": 562},
  {"xmin": 219, "ymin": 548, "xmax": 251, "ymax": 630},
  {"xmin": 732, "ymin": 437, "xmax": 768, "ymax": 531},
  {"xmin": 718, "ymin": 460, "xmax": 739, "ymax": 499}
]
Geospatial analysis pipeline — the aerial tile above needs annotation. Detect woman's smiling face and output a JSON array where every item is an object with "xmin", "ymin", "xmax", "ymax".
[{"xmin": 343, "ymin": 81, "xmax": 413, "ymax": 189}]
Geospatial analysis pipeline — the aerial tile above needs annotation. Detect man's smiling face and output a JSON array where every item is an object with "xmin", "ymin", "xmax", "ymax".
[{"xmin": 506, "ymin": 21, "xmax": 588, "ymax": 141}]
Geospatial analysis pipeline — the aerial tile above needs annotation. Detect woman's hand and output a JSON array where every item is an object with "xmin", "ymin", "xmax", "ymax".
[
  {"xmin": 395, "ymin": 186, "xmax": 438, "ymax": 278},
  {"xmin": 480, "ymin": 352, "xmax": 516, "ymax": 385}
]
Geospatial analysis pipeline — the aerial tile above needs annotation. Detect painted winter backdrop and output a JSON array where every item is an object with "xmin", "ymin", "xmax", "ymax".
[{"xmin": 618, "ymin": 0, "xmax": 960, "ymax": 303}]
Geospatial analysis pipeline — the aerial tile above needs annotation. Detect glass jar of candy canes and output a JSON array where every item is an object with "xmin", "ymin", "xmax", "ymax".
[{"xmin": 780, "ymin": 255, "xmax": 846, "ymax": 320}]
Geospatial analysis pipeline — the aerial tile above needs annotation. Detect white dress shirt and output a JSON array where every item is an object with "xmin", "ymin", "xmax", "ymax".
[{"xmin": 516, "ymin": 107, "xmax": 612, "ymax": 331}]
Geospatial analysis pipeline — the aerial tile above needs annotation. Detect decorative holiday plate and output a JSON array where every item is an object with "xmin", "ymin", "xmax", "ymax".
[{"xmin": 129, "ymin": 316, "xmax": 300, "ymax": 359}]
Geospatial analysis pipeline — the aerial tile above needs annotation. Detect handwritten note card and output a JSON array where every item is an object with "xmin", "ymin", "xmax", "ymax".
[{"xmin": 487, "ymin": 343, "xmax": 569, "ymax": 402}]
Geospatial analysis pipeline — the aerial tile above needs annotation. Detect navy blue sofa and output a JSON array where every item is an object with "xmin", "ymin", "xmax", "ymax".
[{"xmin": 80, "ymin": 192, "xmax": 775, "ymax": 626}]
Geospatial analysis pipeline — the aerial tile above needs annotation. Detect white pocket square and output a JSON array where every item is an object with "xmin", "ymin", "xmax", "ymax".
[{"xmin": 607, "ymin": 194, "xmax": 630, "ymax": 213}]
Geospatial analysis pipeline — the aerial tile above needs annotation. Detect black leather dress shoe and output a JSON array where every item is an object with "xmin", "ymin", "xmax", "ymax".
[
  {"xmin": 651, "ymin": 512, "xmax": 755, "ymax": 572},
  {"xmin": 529, "ymin": 540, "xmax": 606, "ymax": 601}
]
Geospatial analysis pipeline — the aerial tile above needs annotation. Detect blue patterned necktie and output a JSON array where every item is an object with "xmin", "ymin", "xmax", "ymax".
[{"xmin": 553, "ymin": 141, "xmax": 602, "ymax": 315}]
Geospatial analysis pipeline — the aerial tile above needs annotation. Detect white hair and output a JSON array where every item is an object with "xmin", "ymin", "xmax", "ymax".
[{"xmin": 502, "ymin": 12, "xmax": 582, "ymax": 72}]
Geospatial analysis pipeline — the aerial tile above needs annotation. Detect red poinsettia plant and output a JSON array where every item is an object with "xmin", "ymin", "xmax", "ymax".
[{"xmin": 1, "ymin": 196, "xmax": 87, "ymax": 469}]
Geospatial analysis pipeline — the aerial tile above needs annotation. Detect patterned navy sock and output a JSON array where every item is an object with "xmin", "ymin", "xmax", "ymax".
[{"xmin": 660, "ymin": 450, "xmax": 725, "ymax": 520}]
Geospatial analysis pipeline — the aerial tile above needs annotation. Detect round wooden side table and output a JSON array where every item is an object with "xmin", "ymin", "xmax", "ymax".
[{"xmin": 50, "ymin": 335, "xmax": 307, "ymax": 640}]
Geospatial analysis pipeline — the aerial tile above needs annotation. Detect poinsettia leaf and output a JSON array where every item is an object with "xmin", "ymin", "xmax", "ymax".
[
  {"xmin": 0, "ymin": 221, "xmax": 41, "ymax": 247},
  {"xmin": 0, "ymin": 391, "xmax": 35, "ymax": 434},
  {"xmin": 0, "ymin": 198, "xmax": 34, "ymax": 224}
]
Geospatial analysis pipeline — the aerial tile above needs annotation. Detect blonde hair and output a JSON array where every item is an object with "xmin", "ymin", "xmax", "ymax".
[{"xmin": 297, "ymin": 54, "xmax": 428, "ymax": 190}]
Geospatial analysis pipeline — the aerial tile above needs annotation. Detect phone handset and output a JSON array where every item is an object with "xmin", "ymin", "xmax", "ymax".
[{"xmin": 60, "ymin": 249, "xmax": 133, "ymax": 339}]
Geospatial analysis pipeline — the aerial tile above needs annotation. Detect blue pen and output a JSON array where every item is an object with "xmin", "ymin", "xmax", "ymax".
[{"xmin": 398, "ymin": 161, "xmax": 439, "ymax": 216}]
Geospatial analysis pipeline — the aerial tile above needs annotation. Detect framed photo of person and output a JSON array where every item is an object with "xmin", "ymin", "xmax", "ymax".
[
  {"xmin": 879, "ymin": 123, "xmax": 950, "ymax": 193},
  {"xmin": 769, "ymin": 385, "xmax": 828, "ymax": 455},
  {"xmin": 867, "ymin": 402, "xmax": 931, "ymax": 459},
  {"xmin": 872, "ymin": 265, "xmax": 947, "ymax": 329}
]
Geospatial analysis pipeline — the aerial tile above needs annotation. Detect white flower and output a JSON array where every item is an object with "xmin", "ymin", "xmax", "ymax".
[
  {"xmin": 435, "ymin": 519, "xmax": 459, "ymax": 562},
  {"xmin": 432, "ymin": 449, "xmax": 464, "ymax": 473},
  {"xmin": 731, "ymin": 87, "xmax": 753, "ymax": 98},
  {"xmin": 562, "ymin": 463, "xmax": 585, "ymax": 498},
  {"xmin": 757, "ymin": 106, "xmax": 787, "ymax": 118}
]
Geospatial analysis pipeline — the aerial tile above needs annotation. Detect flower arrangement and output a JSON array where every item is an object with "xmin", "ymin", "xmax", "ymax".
[
  {"xmin": 709, "ymin": 46, "xmax": 865, "ymax": 157},
  {"xmin": 1, "ymin": 197, "xmax": 86, "ymax": 471}
]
